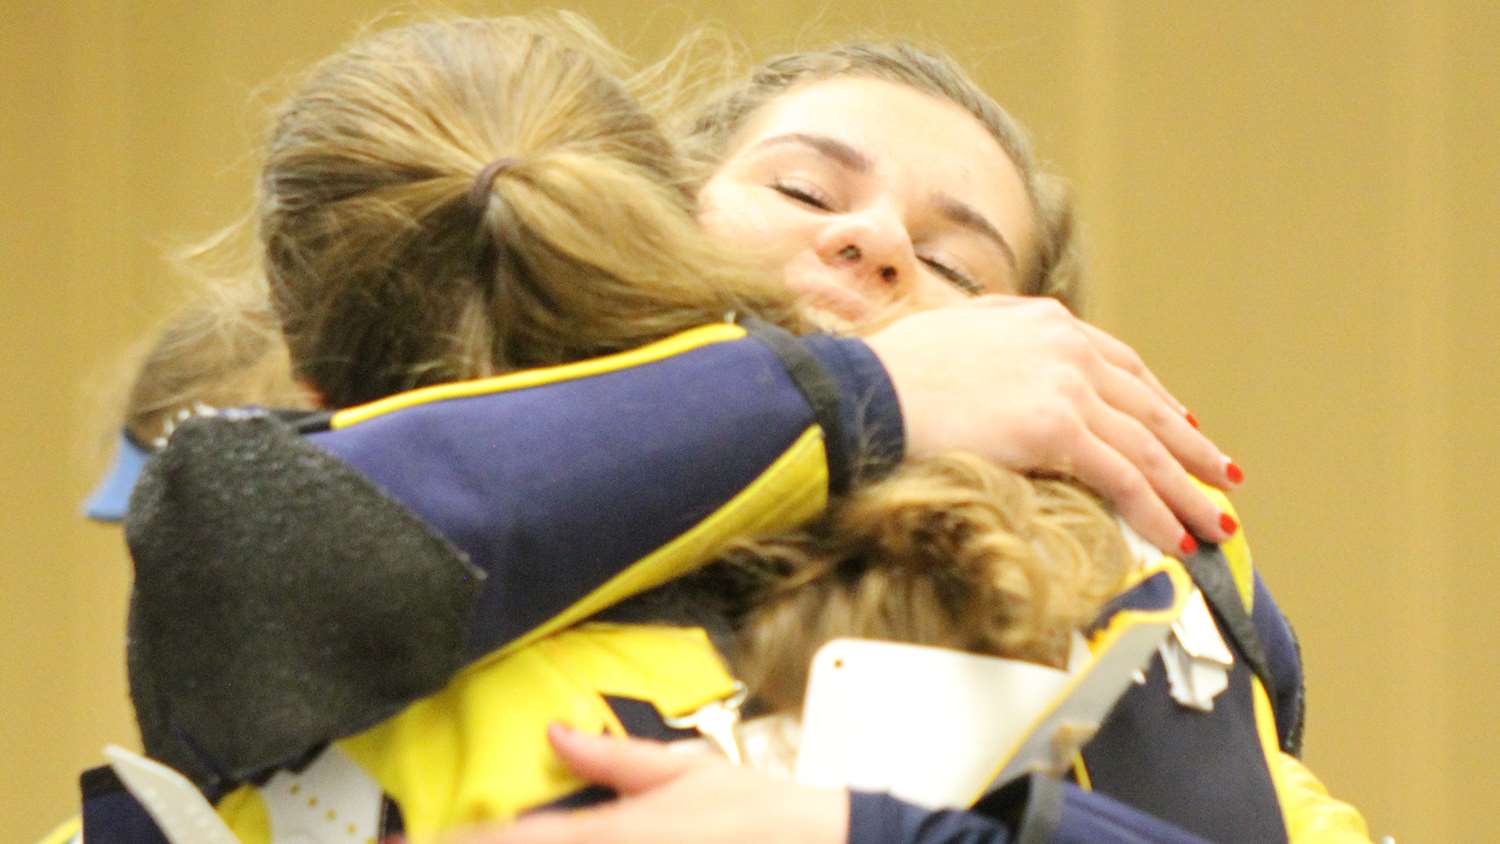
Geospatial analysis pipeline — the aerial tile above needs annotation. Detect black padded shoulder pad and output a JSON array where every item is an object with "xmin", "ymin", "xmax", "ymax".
[{"xmin": 124, "ymin": 412, "xmax": 485, "ymax": 791}]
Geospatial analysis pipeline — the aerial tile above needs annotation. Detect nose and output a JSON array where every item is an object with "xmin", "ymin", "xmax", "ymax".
[{"xmin": 813, "ymin": 206, "xmax": 917, "ymax": 293}]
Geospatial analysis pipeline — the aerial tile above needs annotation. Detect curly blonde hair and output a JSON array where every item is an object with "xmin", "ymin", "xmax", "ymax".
[{"xmin": 721, "ymin": 453, "xmax": 1129, "ymax": 712}]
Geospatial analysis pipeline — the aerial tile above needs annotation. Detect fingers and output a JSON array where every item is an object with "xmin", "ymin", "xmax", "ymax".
[
  {"xmin": 547, "ymin": 724, "xmax": 709, "ymax": 796},
  {"xmin": 997, "ymin": 297, "xmax": 1243, "ymax": 496},
  {"xmin": 443, "ymin": 728, "xmax": 709, "ymax": 844},
  {"xmin": 1075, "ymin": 321, "xmax": 1184, "ymax": 414},
  {"xmin": 1088, "ymin": 357, "xmax": 1241, "ymax": 498},
  {"xmin": 1082, "ymin": 395, "xmax": 1236, "ymax": 550},
  {"xmin": 1072, "ymin": 323, "xmax": 1246, "ymax": 494},
  {"xmin": 1063, "ymin": 426, "xmax": 1195, "ymax": 556},
  {"xmin": 874, "ymin": 298, "xmax": 1247, "ymax": 544}
]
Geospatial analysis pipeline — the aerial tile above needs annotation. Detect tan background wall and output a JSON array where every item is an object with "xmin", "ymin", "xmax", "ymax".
[{"xmin": 4, "ymin": 1, "xmax": 1495, "ymax": 840}]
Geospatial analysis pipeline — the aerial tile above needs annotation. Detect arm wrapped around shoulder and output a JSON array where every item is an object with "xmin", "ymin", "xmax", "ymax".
[{"xmin": 124, "ymin": 412, "xmax": 484, "ymax": 792}]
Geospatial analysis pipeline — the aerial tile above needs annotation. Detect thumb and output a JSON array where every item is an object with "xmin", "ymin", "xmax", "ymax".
[{"xmin": 548, "ymin": 723, "xmax": 709, "ymax": 795}]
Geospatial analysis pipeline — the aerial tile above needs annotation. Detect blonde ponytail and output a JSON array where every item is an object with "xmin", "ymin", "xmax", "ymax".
[{"xmin": 258, "ymin": 15, "xmax": 801, "ymax": 407}]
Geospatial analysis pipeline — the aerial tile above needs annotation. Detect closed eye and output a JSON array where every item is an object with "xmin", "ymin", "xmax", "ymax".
[
  {"xmin": 771, "ymin": 179, "xmax": 834, "ymax": 211},
  {"xmin": 921, "ymin": 256, "xmax": 984, "ymax": 295}
]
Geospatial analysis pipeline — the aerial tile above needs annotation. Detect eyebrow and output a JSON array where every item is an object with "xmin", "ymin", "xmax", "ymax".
[
  {"xmin": 750, "ymin": 131, "xmax": 1019, "ymax": 275},
  {"xmin": 932, "ymin": 193, "xmax": 1018, "ymax": 274},
  {"xmin": 749, "ymin": 132, "xmax": 873, "ymax": 174}
]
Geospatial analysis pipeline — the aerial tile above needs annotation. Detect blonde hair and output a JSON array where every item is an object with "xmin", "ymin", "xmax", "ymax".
[
  {"xmin": 720, "ymin": 454, "xmax": 1128, "ymax": 712},
  {"xmin": 258, "ymin": 14, "xmax": 802, "ymax": 408},
  {"xmin": 116, "ymin": 280, "xmax": 309, "ymax": 447},
  {"xmin": 251, "ymin": 13, "xmax": 1122, "ymax": 709},
  {"xmin": 678, "ymin": 39, "xmax": 1084, "ymax": 311}
]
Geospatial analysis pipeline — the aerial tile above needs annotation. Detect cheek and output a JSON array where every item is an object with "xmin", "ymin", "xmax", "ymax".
[
  {"xmin": 907, "ymin": 276, "xmax": 975, "ymax": 312},
  {"xmin": 697, "ymin": 182, "xmax": 804, "ymax": 261}
]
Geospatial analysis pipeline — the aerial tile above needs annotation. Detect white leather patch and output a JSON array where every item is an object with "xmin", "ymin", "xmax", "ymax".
[
  {"xmin": 259, "ymin": 745, "xmax": 383, "ymax": 843},
  {"xmin": 1159, "ymin": 588, "xmax": 1233, "ymax": 711},
  {"xmin": 793, "ymin": 638, "xmax": 1079, "ymax": 808}
]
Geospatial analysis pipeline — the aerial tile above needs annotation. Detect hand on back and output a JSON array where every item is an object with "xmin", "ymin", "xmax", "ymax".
[
  {"xmin": 865, "ymin": 295, "xmax": 1242, "ymax": 556},
  {"xmin": 436, "ymin": 725, "xmax": 847, "ymax": 844}
]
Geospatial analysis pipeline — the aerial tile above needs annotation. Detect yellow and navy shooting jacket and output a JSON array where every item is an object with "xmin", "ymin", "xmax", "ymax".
[{"xmin": 82, "ymin": 323, "xmax": 1367, "ymax": 844}]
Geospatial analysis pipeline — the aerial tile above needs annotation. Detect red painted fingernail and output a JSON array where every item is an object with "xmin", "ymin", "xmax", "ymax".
[
  {"xmin": 1219, "ymin": 512, "xmax": 1238, "ymax": 536},
  {"xmin": 1225, "ymin": 461, "xmax": 1244, "ymax": 485},
  {"xmin": 1178, "ymin": 532, "xmax": 1198, "ymax": 555},
  {"xmin": 1185, "ymin": 411, "xmax": 1199, "ymax": 429}
]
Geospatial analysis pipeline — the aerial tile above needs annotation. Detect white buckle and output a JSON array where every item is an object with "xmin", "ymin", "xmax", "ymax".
[{"xmin": 663, "ymin": 682, "xmax": 750, "ymax": 765}]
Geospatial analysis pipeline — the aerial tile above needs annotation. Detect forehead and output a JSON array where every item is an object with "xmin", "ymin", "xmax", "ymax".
[{"xmin": 731, "ymin": 76, "xmax": 1036, "ymax": 266}]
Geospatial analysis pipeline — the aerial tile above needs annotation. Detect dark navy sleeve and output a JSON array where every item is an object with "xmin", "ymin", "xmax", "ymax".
[
  {"xmin": 79, "ymin": 766, "xmax": 169, "ymax": 844},
  {"xmin": 1252, "ymin": 572, "xmax": 1306, "ymax": 754},
  {"xmin": 1048, "ymin": 782, "xmax": 1214, "ymax": 843},
  {"xmin": 308, "ymin": 330, "xmax": 903, "ymax": 659},
  {"xmin": 849, "ymin": 791, "xmax": 1014, "ymax": 844},
  {"xmin": 849, "ymin": 781, "xmax": 1212, "ymax": 844},
  {"xmin": 801, "ymin": 332, "xmax": 905, "ymax": 479}
]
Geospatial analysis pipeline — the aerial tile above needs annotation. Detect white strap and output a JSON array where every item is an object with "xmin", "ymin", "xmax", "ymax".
[{"xmin": 103, "ymin": 744, "xmax": 239, "ymax": 844}]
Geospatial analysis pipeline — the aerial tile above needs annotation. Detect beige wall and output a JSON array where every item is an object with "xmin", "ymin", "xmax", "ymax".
[{"xmin": 4, "ymin": 1, "xmax": 1494, "ymax": 840}]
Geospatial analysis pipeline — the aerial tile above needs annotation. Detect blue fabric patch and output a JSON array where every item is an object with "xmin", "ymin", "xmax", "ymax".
[{"xmin": 83, "ymin": 431, "xmax": 153, "ymax": 522}]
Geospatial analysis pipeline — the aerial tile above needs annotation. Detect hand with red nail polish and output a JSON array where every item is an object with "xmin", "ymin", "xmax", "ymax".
[
  {"xmin": 869, "ymin": 296, "xmax": 1243, "ymax": 556},
  {"xmin": 1179, "ymin": 533, "xmax": 1199, "ymax": 556},
  {"xmin": 1226, "ymin": 462, "xmax": 1245, "ymax": 486}
]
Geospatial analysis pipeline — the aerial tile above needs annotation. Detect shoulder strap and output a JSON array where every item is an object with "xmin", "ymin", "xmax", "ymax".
[{"xmin": 1182, "ymin": 545, "xmax": 1275, "ymax": 700}]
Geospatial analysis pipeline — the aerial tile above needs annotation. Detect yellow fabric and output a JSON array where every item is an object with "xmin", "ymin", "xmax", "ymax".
[
  {"xmin": 217, "ymin": 786, "xmax": 272, "ymax": 844},
  {"xmin": 1252, "ymin": 682, "xmax": 1373, "ymax": 842},
  {"xmin": 336, "ymin": 623, "xmax": 738, "ymax": 843},
  {"xmin": 34, "ymin": 815, "xmax": 80, "ymax": 844},
  {"xmin": 216, "ymin": 624, "xmax": 736, "ymax": 844},
  {"xmin": 1070, "ymin": 755, "xmax": 1092, "ymax": 791},
  {"xmin": 330, "ymin": 323, "xmax": 747, "ymax": 429},
  {"xmin": 491, "ymin": 424, "xmax": 828, "ymax": 660}
]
